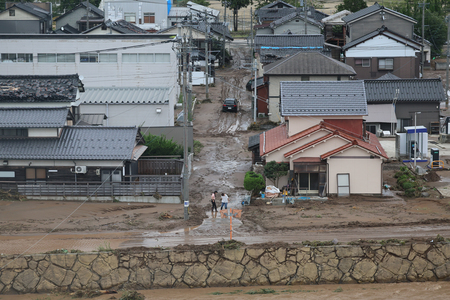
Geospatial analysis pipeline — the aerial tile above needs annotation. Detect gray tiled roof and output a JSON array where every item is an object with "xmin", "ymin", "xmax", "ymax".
[
  {"xmin": 0, "ymin": 75, "xmax": 81, "ymax": 103},
  {"xmin": 248, "ymin": 133, "xmax": 261, "ymax": 149},
  {"xmin": 256, "ymin": 6, "xmax": 327, "ymax": 22},
  {"xmin": 376, "ymin": 73, "xmax": 400, "ymax": 80},
  {"xmin": 255, "ymin": 34, "xmax": 324, "ymax": 49},
  {"xmin": 260, "ymin": 47, "xmax": 329, "ymax": 64},
  {"xmin": 0, "ymin": 126, "xmax": 139, "ymax": 160},
  {"xmin": 259, "ymin": 0, "xmax": 295, "ymax": 10},
  {"xmin": 342, "ymin": 26, "xmax": 420, "ymax": 50},
  {"xmin": 55, "ymin": 24, "xmax": 80, "ymax": 34},
  {"xmin": 364, "ymin": 79, "xmax": 446, "ymax": 102},
  {"xmin": 342, "ymin": 3, "xmax": 416, "ymax": 24},
  {"xmin": 168, "ymin": 7, "xmax": 190, "ymax": 18},
  {"xmin": 270, "ymin": 11, "xmax": 322, "ymax": 28},
  {"xmin": 83, "ymin": 20, "xmax": 149, "ymax": 34},
  {"xmin": 264, "ymin": 52, "xmax": 356, "ymax": 76},
  {"xmin": 0, "ymin": 107, "xmax": 69, "ymax": 128},
  {"xmin": 81, "ymin": 87, "xmax": 170, "ymax": 104},
  {"xmin": 280, "ymin": 81, "xmax": 367, "ymax": 116},
  {"xmin": 54, "ymin": 1, "xmax": 104, "ymax": 21}
]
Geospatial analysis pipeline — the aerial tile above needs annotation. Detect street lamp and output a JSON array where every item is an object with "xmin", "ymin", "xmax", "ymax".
[{"xmin": 414, "ymin": 111, "xmax": 421, "ymax": 169}]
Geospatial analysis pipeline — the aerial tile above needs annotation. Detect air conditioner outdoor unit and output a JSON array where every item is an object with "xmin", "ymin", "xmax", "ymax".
[{"xmin": 75, "ymin": 166, "xmax": 87, "ymax": 174}]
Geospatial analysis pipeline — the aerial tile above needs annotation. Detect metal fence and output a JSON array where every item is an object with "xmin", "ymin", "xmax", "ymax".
[{"xmin": 0, "ymin": 177, "xmax": 182, "ymax": 197}]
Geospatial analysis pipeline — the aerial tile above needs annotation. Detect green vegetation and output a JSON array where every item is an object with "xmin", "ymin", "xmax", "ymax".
[
  {"xmin": 394, "ymin": 165, "xmax": 422, "ymax": 197},
  {"xmin": 336, "ymin": 0, "xmax": 367, "ymax": 12},
  {"xmin": 244, "ymin": 171, "xmax": 265, "ymax": 196},
  {"xmin": 45, "ymin": 249, "xmax": 82, "ymax": 254},
  {"xmin": 97, "ymin": 242, "xmax": 114, "ymax": 252},
  {"xmin": 302, "ymin": 240, "xmax": 337, "ymax": 247},
  {"xmin": 264, "ymin": 161, "xmax": 289, "ymax": 187},
  {"xmin": 334, "ymin": 287, "xmax": 343, "ymax": 292},
  {"xmin": 193, "ymin": 140, "xmax": 204, "ymax": 156},
  {"xmin": 217, "ymin": 239, "xmax": 245, "ymax": 250},
  {"xmin": 245, "ymin": 288, "xmax": 276, "ymax": 294},
  {"xmin": 143, "ymin": 133, "xmax": 184, "ymax": 157},
  {"xmin": 120, "ymin": 290, "xmax": 145, "ymax": 300}
]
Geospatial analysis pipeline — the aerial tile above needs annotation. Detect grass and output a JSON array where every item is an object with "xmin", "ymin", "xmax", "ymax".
[
  {"xmin": 334, "ymin": 287, "xmax": 343, "ymax": 292},
  {"xmin": 193, "ymin": 140, "xmax": 204, "ymax": 156},
  {"xmin": 211, "ymin": 290, "xmax": 243, "ymax": 295},
  {"xmin": 280, "ymin": 289, "xmax": 318, "ymax": 293},
  {"xmin": 97, "ymin": 241, "xmax": 114, "ymax": 252},
  {"xmin": 45, "ymin": 249, "xmax": 82, "ymax": 254},
  {"xmin": 245, "ymin": 288, "xmax": 276, "ymax": 294},
  {"xmin": 120, "ymin": 290, "xmax": 145, "ymax": 300}
]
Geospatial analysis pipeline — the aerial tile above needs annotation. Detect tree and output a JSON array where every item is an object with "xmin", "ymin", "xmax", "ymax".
[
  {"xmin": 143, "ymin": 133, "xmax": 184, "ymax": 157},
  {"xmin": 244, "ymin": 171, "xmax": 265, "ymax": 196},
  {"xmin": 264, "ymin": 161, "xmax": 289, "ymax": 187},
  {"xmin": 336, "ymin": 0, "xmax": 368, "ymax": 13},
  {"xmin": 222, "ymin": 0, "xmax": 252, "ymax": 32}
]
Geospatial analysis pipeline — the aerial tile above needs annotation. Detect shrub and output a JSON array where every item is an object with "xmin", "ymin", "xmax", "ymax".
[
  {"xmin": 402, "ymin": 181, "xmax": 414, "ymax": 190},
  {"xmin": 244, "ymin": 171, "xmax": 265, "ymax": 196}
]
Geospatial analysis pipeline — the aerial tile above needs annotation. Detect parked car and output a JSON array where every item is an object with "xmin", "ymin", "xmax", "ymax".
[{"xmin": 222, "ymin": 98, "xmax": 239, "ymax": 112}]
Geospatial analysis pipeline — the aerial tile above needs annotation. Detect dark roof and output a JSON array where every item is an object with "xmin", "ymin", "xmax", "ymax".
[
  {"xmin": 259, "ymin": 0, "xmax": 295, "ymax": 10},
  {"xmin": 4, "ymin": 2, "xmax": 51, "ymax": 19},
  {"xmin": 270, "ymin": 11, "xmax": 322, "ymax": 29},
  {"xmin": 248, "ymin": 133, "xmax": 261, "ymax": 149},
  {"xmin": 342, "ymin": 2, "xmax": 416, "ymax": 24},
  {"xmin": 260, "ymin": 48, "xmax": 330, "ymax": 64},
  {"xmin": 280, "ymin": 81, "xmax": 367, "ymax": 116},
  {"xmin": 54, "ymin": 24, "xmax": 80, "ymax": 34},
  {"xmin": 54, "ymin": 1, "xmax": 104, "ymax": 21},
  {"xmin": 264, "ymin": 52, "xmax": 356, "ymax": 76},
  {"xmin": 0, "ymin": 126, "xmax": 140, "ymax": 160},
  {"xmin": 256, "ymin": 6, "xmax": 327, "ymax": 22},
  {"xmin": 342, "ymin": 26, "xmax": 420, "ymax": 50},
  {"xmin": 0, "ymin": 75, "xmax": 81, "ymax": 103},
  {"xmin": 255, "ymin": 34, "xmax": 324, "ymax": 48},
  {"xmin": 364, "ymin": 79, "xmax": 446, "ymax": 102},
  {"xmin": 83, "ymin": 20, "xmax": 149, "ymax": 34},
  {"xmin": 0, "ymin": 107, "xmax": 69, "ymax": 128},
  {"xmin": 246, "ymin": 77, "xmax": 266, "ymax": 91}
]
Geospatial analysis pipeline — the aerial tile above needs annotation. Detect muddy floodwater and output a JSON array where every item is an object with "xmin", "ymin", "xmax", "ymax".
[{"xmin": 4, "ymin": 282, "xmax": 450, "ymax": 299}]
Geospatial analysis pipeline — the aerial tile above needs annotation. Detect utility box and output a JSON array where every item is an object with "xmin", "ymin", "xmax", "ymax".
[{"xmin": 431, "ymin": 148, "xmax": 439, "ymax": 161}]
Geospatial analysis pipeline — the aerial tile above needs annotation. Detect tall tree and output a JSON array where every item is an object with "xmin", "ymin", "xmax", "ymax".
[
  {"xmin": 222, "ymin": 0, "xmax": 252, "ymax": 31},
  {"xmin": 336, "ymin": 0, "xmax": 367, "ymax": 12}
]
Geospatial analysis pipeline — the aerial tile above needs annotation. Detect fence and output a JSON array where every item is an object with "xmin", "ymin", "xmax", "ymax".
[{"xmin": 0, "ymin": 176, "xmax": 182, "ymax": 197}]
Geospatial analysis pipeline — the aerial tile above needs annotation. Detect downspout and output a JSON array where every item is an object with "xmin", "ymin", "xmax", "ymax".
[{"xmin": 106, "ymin": 103, "xmax": 109, "ymax": 126}]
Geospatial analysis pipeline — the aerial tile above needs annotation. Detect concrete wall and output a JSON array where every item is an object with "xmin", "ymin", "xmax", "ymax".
[{"xmin": 1, "ymin": 243, "xmax": 450, "ymax": 294}]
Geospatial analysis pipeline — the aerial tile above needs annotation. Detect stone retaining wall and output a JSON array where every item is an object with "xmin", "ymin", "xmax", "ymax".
[{"xmin": 1, "ymin": 243, "xmax": 450, "ymax": 294}]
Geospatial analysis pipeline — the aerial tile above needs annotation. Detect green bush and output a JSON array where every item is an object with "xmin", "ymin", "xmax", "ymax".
[
  {"xmin": 405, "ymin": 188, "xmax": 416, "ymax": 197},
  {"xmin": 244, "ymin": 171, "xmax": 265, "ymax": 196},
  {"xmin": 402, "ymin": 181, "xmax": 414, "ymax": 190}
]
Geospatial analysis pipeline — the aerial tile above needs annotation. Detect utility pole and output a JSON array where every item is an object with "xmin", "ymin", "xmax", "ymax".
[
  {"xmin": 182, "ymin": 33, "xmax": 189, "ymax": 221},
  {"xmin": 222, "ymin": 1, "xmax": 227, "ymax": 67},
  {"xmin": 419, "ymin": 2, "xmax": 428, "ymax": 78},
  {"xmin": 446, "ymin": 16, "xmax": 450, "ymax": 109},
  {"xmin": 304, "ymin": 0, "xmax": 307, "ymax": 34},
  {"xmin": 188, "ymin": 14, "xmax": 193, "ymax": 122},
  {"xmin": 204, "ymin": 10, "xmax": 209, "ymax": 100},
  {"xmin": 251, "ymin": 7, "xmax": 257, "ymax": 122}
]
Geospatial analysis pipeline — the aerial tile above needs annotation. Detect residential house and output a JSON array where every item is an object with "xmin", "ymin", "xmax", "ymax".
[
  {"xmin": 103, "ymin": 0, "xmax": 168, "ymax": 32},
  {"xmin": 342, "ymin": 26, "xmax": 421, "ymax": 79},
  {"xmin": 262, "ymin": 52, "xmax": 356, "ymax": 122},
  {"xmin": 364, "ymin": 78, "xmax": 445, "ymax": 133},
  {"xmin": 79, "ymin": 87, "xmax": 174, "ymax": 127},
  {"xmin": 255, "ymin": 34, "xmax": 327, "ymax": 66},
  {"xmin": 342, "ymin": 2, "xmax": 416, "ymax": 43},
  {"xmin": 0, "ymin": 2, "xmax": 52, "ymax": 33},
  {"xmin": 255, "ymin": 11, "xmax": 323, "ymax": 35},
  {"xmin": 255, "ymin": 1, "xmax": 327, "ymax": 25},
  {"xmin": 55, "ymin": 1, "xmax": 104, "ymax": 32},
  {"xmin": 321, "ymin": 10, "xmax": 351, "ymax": 60},
  {"xmin": 258, "ymin": 81, "xmax": 388, "ymax": 196}
]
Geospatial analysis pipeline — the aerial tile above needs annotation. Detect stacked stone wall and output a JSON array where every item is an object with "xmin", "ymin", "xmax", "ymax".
[{"xmin": 1, "ymin": 243, "xmax": 450, "ymax": 293}]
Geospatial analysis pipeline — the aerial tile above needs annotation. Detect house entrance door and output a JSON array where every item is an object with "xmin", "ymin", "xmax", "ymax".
[
  {"xmin": 293, "ymin": 162, "xmax": 327, "ymax": 196},
  {"xmin": 337, "ymin": 173, "xmax": 350, "ymax": 196},
  {"xmin": 298, "ymin": 173, "xmax": 319, "ymax": 193},
  {"xmin": 101, "ymin": 170, "xmax": 122, "ymax": 182}
]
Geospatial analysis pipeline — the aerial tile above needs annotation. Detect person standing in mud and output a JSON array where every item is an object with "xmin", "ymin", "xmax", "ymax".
[
  {"xmin": 211, "ymin": 191, "xmax": 218, "ymax": 212},
  {"xmin": 220, "ymin": 192, "xmax": 229, "ymax": 210}
]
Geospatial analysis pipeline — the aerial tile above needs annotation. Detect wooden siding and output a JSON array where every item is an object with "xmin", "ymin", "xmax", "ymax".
[{"xmin": 138, "ymin": 159, "xmax": 183, "ymax": 175}]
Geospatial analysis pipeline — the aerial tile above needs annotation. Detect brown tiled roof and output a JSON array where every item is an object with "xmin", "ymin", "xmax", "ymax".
[{"xmin": 260, "ymin": 122, "xmax": 388, "ymax": 159}]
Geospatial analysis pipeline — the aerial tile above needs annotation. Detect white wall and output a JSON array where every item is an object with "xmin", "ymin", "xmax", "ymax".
[
  {"xmin": 327, "ymin": 147, "xmax": 383, "ymax": 194},
  {"xmin": 346, "ymin": 35, "xmax": 418, "ymax": 58},
  {"xmin": 0, "ymin": 36, "xmax": 178, "ymax": 110}
]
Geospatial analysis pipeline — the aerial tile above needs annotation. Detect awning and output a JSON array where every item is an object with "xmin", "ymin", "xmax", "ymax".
[
  {"xmin": 132, "ymin": 145, "xmax": 148, "ymax": 161},
  {"xmin": 364, "ymin": 104, "xmax": 397, "ymax": 123}
]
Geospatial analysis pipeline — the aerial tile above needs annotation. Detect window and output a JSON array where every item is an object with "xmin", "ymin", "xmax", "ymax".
[
  {"xmin": 1, "ymin": 53, "xmax": 17, "ymax": 62},
  {"xmin": 301, "ymin": 76, "xmax": 310, "ymax": 81},
  {"xmin": 337, "ymin": 173, "xmax": 350, "ymax": 196},
  {"xmin": 80, "ymin": 52, "xmax": 99, "ymax": 63},
  {"xmin": 139, "ymin": 53, "xmax": 154, "ymax": 62},
  {"xmin": 124, "ymin": 12, "xmax": 136, "ymax": 23},
  {"xmin": 0, "ymin": 53, "xmax": 31, "ymax": 62},
  {"xmin": 355, "ymin": 58, "xmax": 370, "ymax": 67},
  {"xmin": 379, "ymin": 58, "xmax": 394, "ymax": 70},
  {"xmin": 122, "ymin": 53, "xmax": 138, "ymax": 62},
  {"xmin": 38, "ymin": 53, "xmax": 57, "ymax": 62},
  {"xmin": 0, "ymin": 128, "xmax": 28, "ymax": 137},
  {"xmin": 99, "ymin": 53, "xmax": 117, "ymax": 63},
  {"xmin": 57, "ymin": 54, "xmax": 75, "ymax": 62},
  {"xmin": 144, "ymin": 12, "xmax": 155, "ymax": 23},
  {"xmin": 155, "ymin": 53, "xmax": 170, "ymax": 63},
  {"xmin": 26, "ymin": 168, "xmax": 46, "ymax": 181},
  {"xmin": 9, "ymin": 9, "xmax": 15, "ymax": 16}
]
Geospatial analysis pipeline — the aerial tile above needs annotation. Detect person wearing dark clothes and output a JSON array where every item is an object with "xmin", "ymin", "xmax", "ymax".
[{"xmin": 211, "ymin": 191, "xmax": 218, "ymax": 212}]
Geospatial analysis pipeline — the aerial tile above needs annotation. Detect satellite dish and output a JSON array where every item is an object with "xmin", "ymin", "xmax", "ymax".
[{"xmin": 79, "ymin": 75, "xmax": 84, "ymax": 81}]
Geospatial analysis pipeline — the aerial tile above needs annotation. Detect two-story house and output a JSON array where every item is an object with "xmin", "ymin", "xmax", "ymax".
[
  {"xmin": 259, "ymin": 81, "xmax": 387, "ymax": 196},
  {"xmin": 0, "ymin": 2, "xmax": 52, "ymax": 33},
  {"xmin": 262, "ymin": 52, "xmax": 356, "ymax": 122},
  {"xmin": 55, "ymin": 1, "xmax": 104, "ymax": 32}
]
